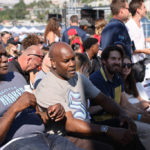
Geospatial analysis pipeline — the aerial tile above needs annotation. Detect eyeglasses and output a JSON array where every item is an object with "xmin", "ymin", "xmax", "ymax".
[
  {"xmin": 28, "ymin": 54, "xmax": 44, "ymax": 59},
  {"xmin": 122, "ymin": 63, "xmax": 132, "ymax": 69}
]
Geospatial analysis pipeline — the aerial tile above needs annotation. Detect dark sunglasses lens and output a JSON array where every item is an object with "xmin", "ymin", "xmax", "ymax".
[
  {"xmin": 122, "ymin": 64, "xmax": 126, "ymax": 68},
  {"xmin": 127, "ymin": 64, "xmax": 132, "ymax": 68},
  {"xmin": 122, "ymin": 63, "xmax": 132, "ymax": 68}
]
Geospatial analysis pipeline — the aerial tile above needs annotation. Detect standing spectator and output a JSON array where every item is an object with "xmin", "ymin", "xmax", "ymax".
[
  {"xmin": 94, "ymin": 19, "xmax": 107, "ymax": 45},
  {"xmin": 44, "ymin": 17, "xmax": 61, "ymax": 46},
  {"xmin": 62, "ymin": 15, "xmax": 88, "ymax": 44},
  {"xmin": 100, "ymin": 0, "xmax": 132, "ymax": 58},
  {"xmin": 69, "ymin": 31, "xmax": 84, "ymax": 53},
  {"xmin": 126, "ymin": 0, "xmax": 150, "ymax": 63},
  {"xmin": 79, "ymin": 19, "xmax": 91, "ymax": 34},
  {"xmin": 1, "ymin": 31, "xmax": 11, "ymax": 49}
]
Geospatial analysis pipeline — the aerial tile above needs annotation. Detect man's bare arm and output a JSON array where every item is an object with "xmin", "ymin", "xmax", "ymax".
[{"xmin": 0, "ymin": 92, "xmax": 36, "ymax": 145}]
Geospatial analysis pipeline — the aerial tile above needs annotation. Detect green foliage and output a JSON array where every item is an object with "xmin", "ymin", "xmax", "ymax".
[
  {"xmin": 0, "ymin": 0, "xmax": 28, "ymax": 22},
  {"xmin": 81, "ymin": 0, "xmax": 93, "ymax": 3},
  {"xmin": 13, "ymin": 0, "xmax": 28, "ymax": 19}
]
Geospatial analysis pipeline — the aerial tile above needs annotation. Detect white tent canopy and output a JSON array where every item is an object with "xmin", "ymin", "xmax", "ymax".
[{"xmin": 0, "ymin": 26, "xmax": 45, "ymax": 34}]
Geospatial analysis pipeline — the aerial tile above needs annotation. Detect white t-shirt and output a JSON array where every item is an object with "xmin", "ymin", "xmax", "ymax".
[{"xmin": 126, "ymin": 18, "xmax": 146, "ymax": 63}]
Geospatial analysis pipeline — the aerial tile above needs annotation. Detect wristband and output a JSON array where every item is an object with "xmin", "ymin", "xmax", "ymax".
[{"xmin": 138, "ymin": 114, "xmax": 142, "ymax": 121}]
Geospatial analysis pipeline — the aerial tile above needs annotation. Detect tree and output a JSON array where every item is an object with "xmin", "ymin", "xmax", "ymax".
[{"xmin": 13, "ymin": 0, "xmax": 28, "ymax": 19}]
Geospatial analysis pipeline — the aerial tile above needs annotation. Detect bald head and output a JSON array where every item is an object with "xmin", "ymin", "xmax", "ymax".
[
  {"xmin": 49, "ymin": 42, "xmax": 73, "ymax": 60},
  {"xmin": 49, "ymin": 42, "xmax": 76, "ymax": 80}
]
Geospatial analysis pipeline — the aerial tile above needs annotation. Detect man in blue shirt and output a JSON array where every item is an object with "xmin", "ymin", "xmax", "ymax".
[
  {"xmin": 100, "ymin": 0, "xmax": 133, "ymax": 58},
  {"xmin": 90, "ymin": 45, "xmax": 124, "ymax": 103},
  {"xmin": 62, "ymin": 15, "xmax": 88, "ymax": 44},
  {"xmin": 90, "ymin": 45, "xmax": 150, "ymax": 149}
]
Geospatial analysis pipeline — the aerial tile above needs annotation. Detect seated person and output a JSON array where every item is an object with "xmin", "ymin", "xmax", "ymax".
[
  {"xmin": 0, "ymin": 44, "xmax": 82, "ymax": 150},
  {"xmin": 75, "ymin": 53, "xmax": 91, "ymax": 77},
  {"xmin": 90, "ymin": 45, "xmax": 150, "ymax": 150},
  {"xmin": 35, "ymin": 42, "xmax": 145, "ymax": 150},
  {"xmin": 8, "ymin": 45, "xmax": 43, "ymax": 84},
  {"xmin": 34, "ymin": 52, "xmax": 51, "ymax": 89},
  {"xmin": 121, "ymin": 56, "xmax": 150, "ymax": 111},
  {"xmin": 83, "ymin": 38, "xmax": 101, "ymax": 75}
]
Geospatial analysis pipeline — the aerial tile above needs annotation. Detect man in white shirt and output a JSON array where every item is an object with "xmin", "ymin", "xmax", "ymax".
[{"xmin": 126, "ymin": 0, "xmax": 150, "ymax": 63}]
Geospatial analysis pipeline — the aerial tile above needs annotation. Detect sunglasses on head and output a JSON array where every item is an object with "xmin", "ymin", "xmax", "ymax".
[{"xmin": 122, "ymin": 63, "xmax": 132, "ymax": 68}]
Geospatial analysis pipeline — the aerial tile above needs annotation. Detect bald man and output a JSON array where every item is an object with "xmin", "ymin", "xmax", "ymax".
[
  {"xmin": 8, "ymin": 44, "xmax": 44, "ymax": 84},
  {"xmin": 0, "ymin": 43, "xmax": 83, "ymax": 150},
  {"xmin": 35, "ymin": 42, "xmax": 145, "ymax": 150}
]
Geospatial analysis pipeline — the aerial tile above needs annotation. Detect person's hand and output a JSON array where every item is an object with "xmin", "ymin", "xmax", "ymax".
[
  {"xmin": 13, "ymin": 92, "xmax": 37, "ymax": 112},
  {"xmin": 119, "ymin": 114, "xmax": 137, "ymax": 134},
  {"xmin": 107, "ymin": 127, "xmax": 134, "ymax": 145},
  {"xmin": 137, "ymin": 101, "xmax": 150, "ymax": 111},
  {"xmin": 47, "ymin": 103, "xmax": 65, "ymax": 122}
]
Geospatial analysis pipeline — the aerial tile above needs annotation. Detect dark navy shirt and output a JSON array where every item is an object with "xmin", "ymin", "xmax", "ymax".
[
  {"xmin": 90, "ymin": 67, "xmax": 124, "ymax": 103},
  {"xmin": 8, "ymin": 58, "xmax": 30, "ymax": 84},
  {"xmin": 62, "ymin": 26, "xmax": 88, "ymax": 44},
  {"xmin": 100, "ymin": 18, "xmax": 132, "ymax": 58}
]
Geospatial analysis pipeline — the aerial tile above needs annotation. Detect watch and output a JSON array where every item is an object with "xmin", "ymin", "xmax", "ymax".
[{"xmin": 100, "ymin": 125, "xmax": 108, "ymax": 134}]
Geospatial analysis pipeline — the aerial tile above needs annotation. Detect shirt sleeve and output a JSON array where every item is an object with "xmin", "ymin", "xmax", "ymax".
[
  {"xmin": 62, "ymin": 30, "xmax": 69, "ymax": 44},
  {"xmin": 80, "ymin": 73, "xmax": 100, "ymax": 100}
]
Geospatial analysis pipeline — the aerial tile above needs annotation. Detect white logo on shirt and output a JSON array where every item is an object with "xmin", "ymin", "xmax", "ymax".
[{"xmin": 68, "ymin": 90, "xmax": 87, "ymax": 120}]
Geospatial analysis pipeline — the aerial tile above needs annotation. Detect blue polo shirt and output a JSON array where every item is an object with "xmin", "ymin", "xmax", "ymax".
[
  {"xmin": 90, "ymin": 67, "xmax": 124, "ymax": 104},
  {"xmin": 100, "ymin": 18, "xmax": 133, "ymax": 58}
]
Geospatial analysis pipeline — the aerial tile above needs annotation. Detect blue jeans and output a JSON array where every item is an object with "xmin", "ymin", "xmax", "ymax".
[{"xmin": 1, "ymin": 133, "xmax": 83, "ymax": 150}]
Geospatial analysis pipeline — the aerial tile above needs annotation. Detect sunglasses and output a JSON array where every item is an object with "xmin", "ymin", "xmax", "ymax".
[
  {"xmin": 28, "ymin": 54, "xmax": 44, "ymax": 59},
  {"xmin": 122, "ymin": 63, "xmax": 132, "ymax": 69}
]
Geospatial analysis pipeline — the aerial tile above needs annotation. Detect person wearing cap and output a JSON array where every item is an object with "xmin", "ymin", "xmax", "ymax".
[
  {"xmin": 62, "ymin": 15, "xmax": 88, "ymax": 44},
  {"xmin": 79, "ymin": 19, "xmax": 91, "ymax": 33}
]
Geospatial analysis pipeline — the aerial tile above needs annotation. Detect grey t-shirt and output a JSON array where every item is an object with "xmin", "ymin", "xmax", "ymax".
[
  {"xmin": 35, "ymin": 72, "xmax": 100, "ymax": 134},
  {"xmin": 0, "ymin": 72, "xmax": 45, "ymax": 145}
]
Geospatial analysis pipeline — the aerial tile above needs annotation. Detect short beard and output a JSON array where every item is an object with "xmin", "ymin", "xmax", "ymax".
[{"xmin": 106, "ymin": 64, "xmax": 121, "ymax": 75}]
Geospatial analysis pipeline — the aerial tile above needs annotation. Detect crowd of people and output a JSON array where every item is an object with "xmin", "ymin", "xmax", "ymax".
[{"xmin": 0, "ymin": 0, "xmax": 150, "ymax": 150}]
